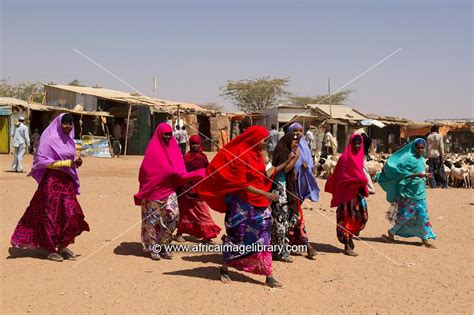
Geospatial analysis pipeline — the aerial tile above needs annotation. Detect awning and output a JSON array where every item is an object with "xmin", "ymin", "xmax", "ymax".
[{"xmin": 360, "ymin": 119, "xmax": 386, "ymax": 128}]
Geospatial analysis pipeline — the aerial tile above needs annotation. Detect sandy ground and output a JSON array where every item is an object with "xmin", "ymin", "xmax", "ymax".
[{"xmin": 0, "ymin": 153, "xmax": 473, "ymax": 314}]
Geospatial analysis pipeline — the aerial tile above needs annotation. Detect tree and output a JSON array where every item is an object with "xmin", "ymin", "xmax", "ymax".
[
  {"xmin": 289, "ymin": 89, "xmax": 354, "ymax": 106},
  {"xmin": 220, "ymin": 76, "xmax": 290, "ymax": 112},
  {"xmin": 0, "ymin": 79, "xmax": 43, "ymax": 101},
  {"xmin": 68, "ymin": 79, "xmax": 84, "ymax": 86},
  {"xmin": 199, "ymin": 102, "xmax": 224, "ymax": 112}
]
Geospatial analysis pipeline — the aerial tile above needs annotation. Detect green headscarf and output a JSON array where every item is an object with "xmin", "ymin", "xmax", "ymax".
[{"xmin": 376, "ymin": 138, "xmax": 427, "ymax": 202}]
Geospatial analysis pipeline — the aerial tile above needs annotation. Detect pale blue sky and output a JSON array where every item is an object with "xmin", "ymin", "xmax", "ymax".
[{"xmin": 1, "ymin": 0, "xmax": 472, "ymax": 120}]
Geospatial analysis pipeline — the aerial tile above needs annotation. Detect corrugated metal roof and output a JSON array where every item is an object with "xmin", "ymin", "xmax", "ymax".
[
  {"xmin": 44, "ymin": 84, "xmax": 209, "ymax": 113},
  {"xmin": 0, "ymin": 97, "xmax": 29, "ymax": 107},
  {"xmin": 366, "ymin": 114, "xmax": 410, "ymax": 125},
  {"xmin": 308, "ymin": 104, "xmax": 367, "ymax": 120}
]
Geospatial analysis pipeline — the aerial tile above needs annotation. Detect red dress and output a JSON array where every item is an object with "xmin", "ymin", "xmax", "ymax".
[{"xmin": 177, "ymin": 153, "xmax": 221, "ymax": 239}]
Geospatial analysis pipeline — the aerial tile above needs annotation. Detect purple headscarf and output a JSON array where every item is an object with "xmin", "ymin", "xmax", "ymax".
[
  {"xmin": 28, "ymin": 113, "xmax": 80, "ymax": 194},
  {"xmin": 288, "ymin": 122, "xmax": 320, "ymax": 202}
]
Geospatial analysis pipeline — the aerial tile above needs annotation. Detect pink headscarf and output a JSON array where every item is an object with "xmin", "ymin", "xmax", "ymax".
[
  {"xmin": 28, "ymin": 113, "xmax": 80, "ymax": 194},
  {"xmin": 134, "ymin": 123, "xmax": 205, "ymax": 205},
  {"xmin": 325, "ymin": 134, "xmax": 368, "ymax": 207}
]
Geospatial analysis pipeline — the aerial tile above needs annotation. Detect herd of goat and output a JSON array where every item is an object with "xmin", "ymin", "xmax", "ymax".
[{"xmin": 316, "ymin": 152, "xmax": 474, "ymax": 189}]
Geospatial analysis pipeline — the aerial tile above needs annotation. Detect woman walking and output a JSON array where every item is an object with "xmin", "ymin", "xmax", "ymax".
[
  {"xmin": 175, "ymin": 135, "xmax": 221, "ymax": 243},
  {"xmin": 270, "ymin": 131, "xmax": 300, "ymax": 262},
  {"xmin": 197, "ymin": 126, "xmax": 290, "ymax": 288},
  {"xmin": 11, "ymin": 113, "xmax": 89, "ymax": 262},
  {"xmin": 325, "ymin": 134, "xmax": 369, "ymax": 256},
  {"xmin": 286, "ymin": 123, "xmax": 319, "ymax": 259},
  {"xmin": 377, "ymin": 138, "xmax": 436, "ymax": 247},
  {"xmin": 134, "ymin": 123, "xmax": 205, "ymax": 260}
]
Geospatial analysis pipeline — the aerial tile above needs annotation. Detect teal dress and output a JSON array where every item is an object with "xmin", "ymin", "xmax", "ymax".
[{"xmin": 377, "ymin": 139, "xmax": 436, "ymax": 240}]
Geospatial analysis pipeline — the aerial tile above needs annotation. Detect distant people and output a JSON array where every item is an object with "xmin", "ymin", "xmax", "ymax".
[
  {"xmin": 173, "ymin": 125, "xmax": 180, "ymax": 141},
  {"xmin": 134, "ymin": 123, "xmax": 205, "ymax": 260},
  {"xmin": 305, "ymin": 127, "xmax": 316, "ymax": 159},
  {"xmin": 325, "ymin": 134, "xmax": 369, "ymax": 256},
  {"xmin": 10, "ymin": 116, "xmax": 30, "ymax": 173},
  {"xmin": 388, "ymin": 133, "xmax": 395, "ymax": 153},
  {"xmin": 322, "ymin": 125, "xmax": 337, "ymax": 158},
  {"xmin": 175, "ymin": 135, "xmax": 221, "ymax": 243},
  {"xmin": 112, "ymin": 122, "xmax": 122, "ymax": 157},
  {"xmin": 11, "ymin": 114, "xmax": 89, "ymax": 262},
  {"xmin": 267, "ymin": 124, "xmax": 280, "ymax": 159},
  {"xmin": 426, "ymin": 125, "xmax": 447, "ymax": 188},
  {"xmin": 178, "ymin": 125, "xmax": 189, "ymax": 155},
  {"xmin": 217, "ymin": 127, "xmax": 229, "ymax": 151},
  {"xmin": 30, "ymin": 128, "xmax": 41, "ymax": 155},
  {"xmin": 378, "ymin": 138, "xmax": 437, "ymax": 248}
]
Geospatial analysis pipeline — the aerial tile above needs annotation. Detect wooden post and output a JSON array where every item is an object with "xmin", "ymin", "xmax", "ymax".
[{"xmin": 124, "ymin": 105, "xmax": 132, "ymax": 156}]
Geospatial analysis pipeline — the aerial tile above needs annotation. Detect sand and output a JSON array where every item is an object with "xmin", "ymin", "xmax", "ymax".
[{"xmin": 0, "ymin": 154, "xmax": 473, "ymax": 314}]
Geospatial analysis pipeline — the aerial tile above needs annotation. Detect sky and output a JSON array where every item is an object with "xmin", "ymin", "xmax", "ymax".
[{"xmin": 1, "ymin": 0, "xmax": 472, "ymax": 121}]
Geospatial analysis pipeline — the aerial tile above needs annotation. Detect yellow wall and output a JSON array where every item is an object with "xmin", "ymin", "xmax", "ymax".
[{"xmin": 0, "ymin": 116, "xmax": 9, "ymax": 153}]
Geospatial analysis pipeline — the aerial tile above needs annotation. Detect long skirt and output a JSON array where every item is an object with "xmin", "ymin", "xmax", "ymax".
[
  {"xmin": 271, "ymin": 183, "xmax": 310, "ymax": 260},
  {"xmin": 141, "ymin": 192, "xmax": 179, "ymax": 252},
  {"xmin": 223, "ymin": 194, "xmax": 272, "ymax": 276},
  {"xmin": 11, "ymin": 169, "xmax": 90, "ymax": 253},
  {"xmin": 177, "ymin": 194, "xmax": 221, "ymax": 239},
  {"xmin": 270, "ymin": 182, "xmax": 291, "ymax": 260},
  {"xmin": 389, "ymin": 198, "xmax": 436, "ymax": 240},
  {"xmin": 336, "ymin": 193, "xmax": 368, "ymax": 245}
]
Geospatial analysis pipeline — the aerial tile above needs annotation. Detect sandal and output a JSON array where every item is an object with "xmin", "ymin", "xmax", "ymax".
[
  {"xmin": 59, "ymin": 248, "xmax": 80, "ymax": 260},
  {"xmin": 422, "ymin": 240, "xmax": 437, "ymax": 249},
  {"xmin": 343, "ymin": 248, "xmax": 358, "ymax": 257},
  {"xmin": 150, "ymin": 252, "xmax": 161, "ymax": 261},
  {"xmin": 265, "ymin": 276, "xmax": 283, "ymax": 288},
  {"xmin": 47, "ymin": 253, "xmax": 64, "ymax": 262},
  {"xmin": 279, "ymin": 256, "xmax": 293, "ymax": 263},
  {"xmin": 381, "ymin": 234, "xmax": 394, "ymax": 243},
  {"xmin": 174, "ymin": 235, "xmax": 185, "ymax": 243},
  {"xmin": 160, "ymin": 251, "xmax": 173, "ymax": 260},
  {"xmin": 201, "ymin": 238, "xmax": 215, "ymax": 244},
  {"xmin": 220, "ymin": 266, "xmax": 231, "ymax": 283},
  {"xmin": 307, "ymin": 245, "xmax": 318, "ymax": 260}
]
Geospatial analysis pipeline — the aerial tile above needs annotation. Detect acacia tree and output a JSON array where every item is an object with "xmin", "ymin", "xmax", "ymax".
[
  {"xmin": 220, "ymin": 76, "xmax": 290, "ymax": 112},
  {"xmin": 0, "ymin": 80, "xmax": 43, "ymax": 101},
  {"xmin": 68, "ymin": 79, "xmax": 84, "ymax": 86},
  {"xmin": 199, "ymin": 102, "xmax": 224, "ymax": 112},
  {"xmin": 289, "ymin": 89, "xmax": 354, "ymax": 106}
]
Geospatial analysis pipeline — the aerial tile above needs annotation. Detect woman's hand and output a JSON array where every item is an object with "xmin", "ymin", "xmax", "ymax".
[
  {"xmin": 72, "ymin": 157, "xmax": 83, "ymax": 168},
  {"xmin": 264, "ymin": 192, "xmax": 279, "ymax": 202},
  {"xmin": 302, "ymin": 162, "xmax": 309, "ymax": 169}
]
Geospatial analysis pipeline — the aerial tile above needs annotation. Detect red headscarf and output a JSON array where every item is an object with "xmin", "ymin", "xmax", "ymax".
[
  {"xmin": 184, "ymin": 134, "xmax": 205, "ymax": 164},
  {"xmin": 196, "ymin": 126, "xmax": 273, "ymax": 213},
  {"xmin": 325, "ymin": 134, "xmax": 368, "ymax": 207},
  {"xmin": 134, "ymin": 123, "xmax": 205, "ymax": 205}
]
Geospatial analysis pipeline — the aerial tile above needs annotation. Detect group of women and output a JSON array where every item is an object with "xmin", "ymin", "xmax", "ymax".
[{"xmin": 10, "ymin": 115, "xmax": 437, "ymax": 288}]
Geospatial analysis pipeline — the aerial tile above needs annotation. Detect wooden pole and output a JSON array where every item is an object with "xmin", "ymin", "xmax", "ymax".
[
  {"xmin": 328, "ymin": 77, "xmax": 332, "ymax": 117},
  {"xmin": 124, "ymin": 105, "xmax": 132, "ymax": 156},
  {"xmin": 177, "ymin": 104, "xmax": 181, "ymax": 127}
]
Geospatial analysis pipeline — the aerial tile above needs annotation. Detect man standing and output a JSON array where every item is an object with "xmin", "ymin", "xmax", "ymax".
[
  {"xmin": 322, "ymin": 125, "xmax": 337, "ymax": 158},
  {"xmin": 427, "ymin": 125, "xmax": 447, "ymax": 188},
  {"xmin": 267, "ymin": 124, "xmax": 279, "ymax": 159},
  {"xmin": 112, "ymin": 122, "xmax": 122, "ymax": 157},
  {"xmin": 178, "ymin": 125, "xmax": 188, "ymax": 155},
  {"xmin": 30, "ymin": 129, "xmax": 41, "ymax": 154},
  {"xmin": 10, "ymin": 116, "xmax": 30, "ymax": 173}
]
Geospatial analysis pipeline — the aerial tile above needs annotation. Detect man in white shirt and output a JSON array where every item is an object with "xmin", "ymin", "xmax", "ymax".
[
  {"xmin": 178, "ymin": 125, "xmax": 188, "ymax": 155},
  {"xmin": 322, "ymin": 125, "xmax": 337, "ymax": 158},
  {"xmin": 426, "ymin": 125, "xmax": 447, "ymax": 188},
  {"xmin": 10, "ymin": 116, "xmax": 30, "ymax": 173}
]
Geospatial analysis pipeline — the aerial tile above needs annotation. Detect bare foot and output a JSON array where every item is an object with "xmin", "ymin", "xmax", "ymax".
[
  {"xmin": 307, "ymin": 244, "xmax": 318, "ymax": 260},
  {"xmin": 265, "ymin": 276, "xmax": 283, "ymax": 288}
]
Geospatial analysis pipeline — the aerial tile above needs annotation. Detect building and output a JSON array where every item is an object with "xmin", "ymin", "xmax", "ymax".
[{"xmin": 43, "ymin": 84, "xmax": 214, "ymax": 154}]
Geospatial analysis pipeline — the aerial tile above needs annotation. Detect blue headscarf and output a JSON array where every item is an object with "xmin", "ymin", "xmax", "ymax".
[
  {"xmin": 376, "ymin": 138, "xmax": 427, "ymax": 202},
  {"xmin": 288, "ymin": 123, "xmax": 319, "ymax": 202}
]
